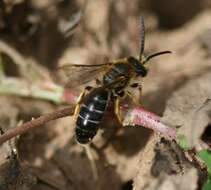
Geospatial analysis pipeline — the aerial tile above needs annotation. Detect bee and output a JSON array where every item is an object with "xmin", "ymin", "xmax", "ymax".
[{"xmin": 59, "ymin": 17, "xmax": 171, "ymax": 144}]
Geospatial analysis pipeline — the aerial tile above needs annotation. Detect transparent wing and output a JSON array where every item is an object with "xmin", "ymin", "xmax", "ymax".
[{"xmin": 57, "ymin": 63, "xmax": 111, "ymax": 89}]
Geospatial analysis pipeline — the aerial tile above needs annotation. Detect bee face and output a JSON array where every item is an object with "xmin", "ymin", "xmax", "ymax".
[{"xmin": 127, "ymin": 57, "xmax": 148, "ymax": 77}]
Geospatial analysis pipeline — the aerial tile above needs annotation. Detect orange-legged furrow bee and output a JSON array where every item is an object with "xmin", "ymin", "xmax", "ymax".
[{"xmin": 58, "ymin": 17, "xmax": 171, "ymax": 144}]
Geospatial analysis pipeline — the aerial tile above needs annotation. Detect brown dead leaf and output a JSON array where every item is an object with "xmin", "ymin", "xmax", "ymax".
[
  {"xmin": 145, "ymin": 168, "xmax": 198, "ymax": 190},
  {"xmin": 163, "ymin": 72, "xmax": 211, "ymax": 150},
  {"xmin": 182, "ymin": 99, "xmax": 211, "ymax": 149}
]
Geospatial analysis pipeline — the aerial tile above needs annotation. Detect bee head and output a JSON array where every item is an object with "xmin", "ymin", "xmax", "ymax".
[{"xmin": 127, "ymin": 57, "xmax": 147, "ymax": 77}]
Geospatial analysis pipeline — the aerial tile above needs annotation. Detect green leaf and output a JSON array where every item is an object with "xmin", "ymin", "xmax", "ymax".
[
  {"xmin": 177, "ymin": 134, "xmax": 191, "ymax": 151},
  {"xmin": 198, "ymin": 150, "xmax": 211, "ymax": 190},
  {"xmin": 198, "ymin": 150, "xmax": 211, "ymax": 174},
  {"xmin": 202, "ymin": 178, "xmax": 211, "ymax": 190}
]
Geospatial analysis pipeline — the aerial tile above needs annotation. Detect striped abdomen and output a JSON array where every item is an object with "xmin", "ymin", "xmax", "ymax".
[{"xmin": 75, "ymin": 88, "xmax": 109, "ymax": 144}]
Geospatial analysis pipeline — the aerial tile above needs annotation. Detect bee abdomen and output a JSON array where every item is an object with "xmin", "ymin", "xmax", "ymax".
[
  {"xmin": 75, "ymin": 120, "xmax": 98, "ymax": 144},
  {"xmin": 75, "ymin": 89, "xmax": 109, "ymax": 144}
]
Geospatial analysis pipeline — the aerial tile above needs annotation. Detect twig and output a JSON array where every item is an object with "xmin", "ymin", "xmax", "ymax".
[
  {"xmin": 123, "ymin": 107, "xmax": 177, "ymax": 140},
  {"xmin": 0, "ymin": 106, "xmax": 74, "ymax": 145},
  {"xmin": 0, "ymin": 104, "xmax": 177, "ymax": 146},
  {"xmin": 0, "ymin": 40, "xmax": 25, "ymax": 67}
]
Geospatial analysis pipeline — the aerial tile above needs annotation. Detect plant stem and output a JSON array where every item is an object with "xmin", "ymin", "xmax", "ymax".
[
  {"xmin": 0, "ymin": 106, "xmax": 74, "ymax": 145},
  {"xmin": 0, "ymin": 77, "xmax": 66, "ymax": 104}
]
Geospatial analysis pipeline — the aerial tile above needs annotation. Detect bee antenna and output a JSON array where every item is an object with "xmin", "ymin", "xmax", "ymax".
[
  {"xmin": 143, "ymin": 51, "xmax": 172, "ymax": 64},
  {"xmin": 139, "ymin": 16, "xmax": 145, "ymax": 61}
]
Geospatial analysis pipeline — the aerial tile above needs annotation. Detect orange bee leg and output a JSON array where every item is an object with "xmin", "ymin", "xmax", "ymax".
[
  {"xmin": 73, "ymin": 86, "xmax": 92, "ymax": 118},
  {"xmin": 127, "ymin": 83, "xmax": 143, "ymax": 105},
  {"xmin": 83, "ymin": 145, "xmax": 98, "ymax": 180},
  {"xmin": 126, "ymin": 90, "xmax": 141, "ymax": 105},
  {"xmin": 114, "ymin": 97, "xmax": 123, "ymax": 124}
]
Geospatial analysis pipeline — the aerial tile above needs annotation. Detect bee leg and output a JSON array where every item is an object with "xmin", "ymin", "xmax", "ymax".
[
  {"xmin": 115, "ymin": 97, "xmax": 123, "ymax": 123},
  {"xmin": 73, "ymin": 92, "xmax": 84, "ymax": 118},
  {"xmin": 83, "ymin": 145, "xmax": 98, "ymax": 180},
  {"xmin": 98, "ymin": 126, "xmax": 120, "ymax": 150},
  {"xmin": 126, "ymin": 90, "xmax": 141, "ymax": 105},
  {"xmin": 139, "ymin": 84, "xmax": 143, "ymax": 104},
  {"xmin": 73, "ymin": 104, "xmax": 80, "ymax": 121},
  {"xmin": 73, "ymin": 86, "xmax": 92, "ymax": 118},
  {"xmin": 128, "ymin": 82, "xmax": 143, "ymax": 105}
]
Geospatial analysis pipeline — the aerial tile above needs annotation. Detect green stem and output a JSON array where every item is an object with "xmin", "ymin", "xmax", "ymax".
[{"xmin": 0, "ymin": 77, "xmax": 65, "ymax": 104}]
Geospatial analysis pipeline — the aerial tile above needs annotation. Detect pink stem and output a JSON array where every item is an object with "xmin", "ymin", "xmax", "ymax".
[{"xmin": 123, "ymin": 107, "xmax": 177, "ymax": 140}]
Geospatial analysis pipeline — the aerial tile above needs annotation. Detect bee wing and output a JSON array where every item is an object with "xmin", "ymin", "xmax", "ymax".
[{"xmin": 57, "ymin": 63, "xmax": 111, "ymax": 89}]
